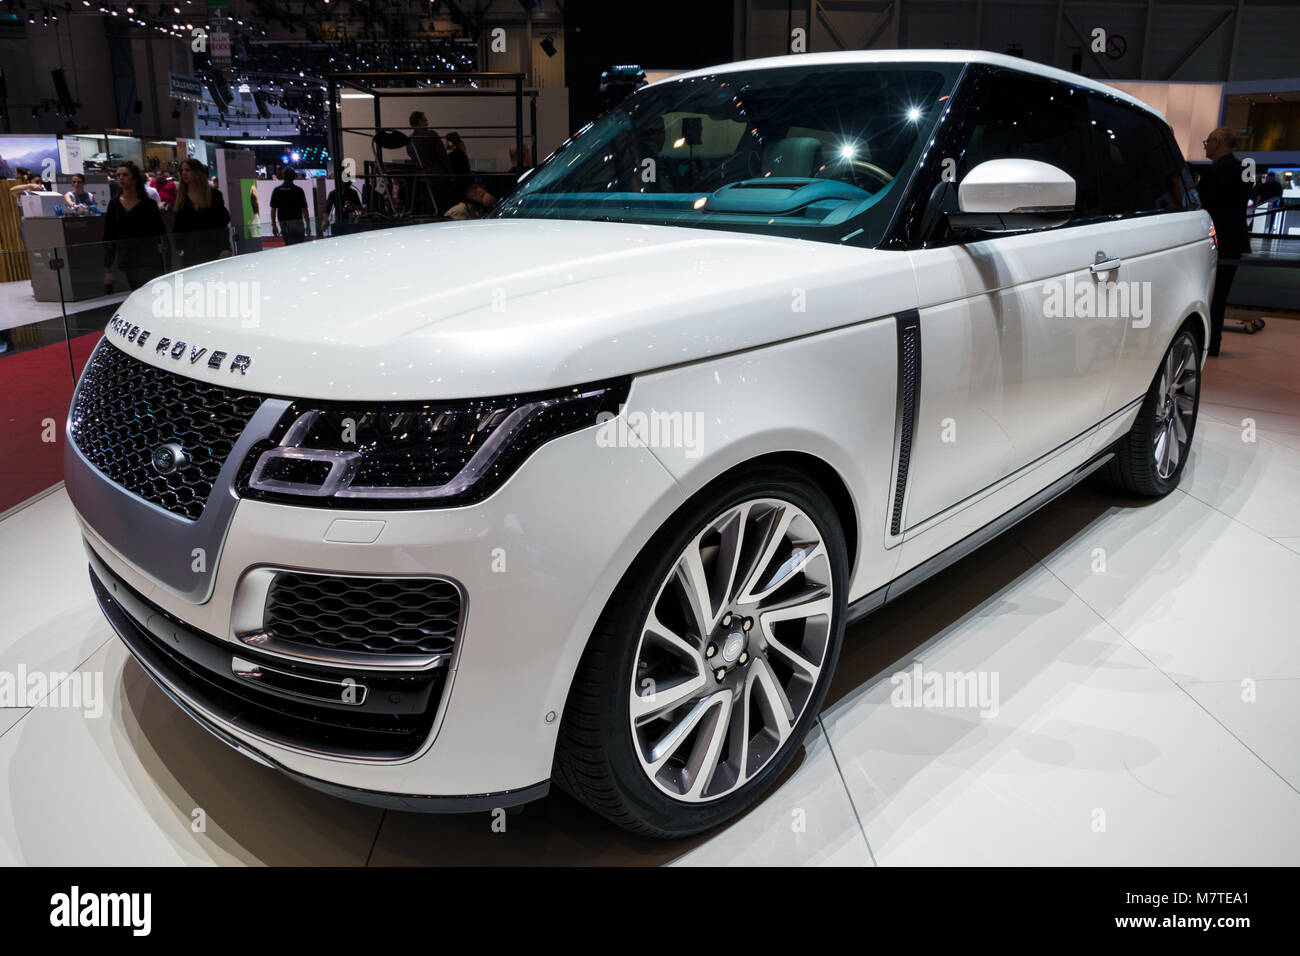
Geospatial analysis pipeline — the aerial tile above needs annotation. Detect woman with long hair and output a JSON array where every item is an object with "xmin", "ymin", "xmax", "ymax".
[
  {"xmin": 102, "ymin": 161, "xmax": 167, "ymax": 291},
  {"xmin": 172, "ymin": 158, "xmax": 232, "ymax": 266}
]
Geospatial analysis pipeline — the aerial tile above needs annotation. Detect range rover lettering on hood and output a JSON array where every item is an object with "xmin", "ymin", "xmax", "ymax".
[{"xmin": 107, "ymin": 314, "xmax": 252, "ymax": 374}]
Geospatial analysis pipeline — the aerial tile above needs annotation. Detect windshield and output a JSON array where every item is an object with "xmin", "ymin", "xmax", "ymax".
[{"xmin": 491, "ymin": 62, "xmax": 962, "ymax": 246}]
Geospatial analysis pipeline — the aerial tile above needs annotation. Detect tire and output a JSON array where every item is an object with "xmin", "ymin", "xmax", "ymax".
[
  {"xmin": 1104, "ymin": 327, "xmax": 1201, "ymax": 496},
  {"xmin": 554, "ymin": 465, "xmax": 849, "ymax": 838}
]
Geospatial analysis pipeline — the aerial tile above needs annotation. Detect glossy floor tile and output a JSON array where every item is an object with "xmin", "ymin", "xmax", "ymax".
[
  {"xmin": 1014, "ymin": 487, "xmax": 1300, "ymax": 683},
  {"xmin": 821, "ymin": 548, "xmax": 1300, "ymax": 865},
  {"xmin": 1181, "ymin": 418, "xmax": 1300, "ymax": 539},
  {"xmin": 0, "ymin": 489, "xmax": 109, "ymax": 680},
  {"xmin": 0, "ymin": 709, "xmax": 28, "ymax": 737},
  {"xmin": 0, "ymin": 640, "xmax": 383, "ymax": 866},
  {"xmin": 1180, "ymin": 678, "xmax": 1300, "ymax": 794}
]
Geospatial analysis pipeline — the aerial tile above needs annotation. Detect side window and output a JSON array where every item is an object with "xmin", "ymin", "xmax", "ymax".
[
  {"xmin": 956, "ymin": 74, "xmax": 1100, "ymax": 220},
  {"xmin": 1087, "ymin": 97, "xmax": 1197, "ymax": 214}
]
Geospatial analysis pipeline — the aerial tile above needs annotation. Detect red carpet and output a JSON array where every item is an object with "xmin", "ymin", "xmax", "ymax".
[{"xmin": 0, "ymin": 332, "xmax": 102, "ymax": 514}]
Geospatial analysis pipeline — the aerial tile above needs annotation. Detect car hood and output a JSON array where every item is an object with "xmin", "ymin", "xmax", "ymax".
[{"xmin": 105, "ymin": 218, "xmax": 914, "ymax": 401}]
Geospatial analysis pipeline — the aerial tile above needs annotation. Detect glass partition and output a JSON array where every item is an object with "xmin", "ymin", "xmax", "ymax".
[{"xmin": 0, "ymin": 241, "xmax": 106, "ymax": 516}]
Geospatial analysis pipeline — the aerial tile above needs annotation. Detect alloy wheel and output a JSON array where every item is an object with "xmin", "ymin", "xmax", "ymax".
[{"xmin": 628, "ymin": 498, "xmax": 834, "ymax": 803}]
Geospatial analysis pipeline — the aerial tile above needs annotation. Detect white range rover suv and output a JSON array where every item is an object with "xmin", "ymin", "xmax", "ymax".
[{"xmin": 67, "ymin": 50, "xmax": 1213, "ymax": 838}]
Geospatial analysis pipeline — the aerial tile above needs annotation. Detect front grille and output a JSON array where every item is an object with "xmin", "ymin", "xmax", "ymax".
[
  {"xmin": 70, "ymin": 340, "xmax": 264, "ymax": 521},
  {"xmin": 265, "ymin": 572, "xmax": 462, "ymax": 657}
]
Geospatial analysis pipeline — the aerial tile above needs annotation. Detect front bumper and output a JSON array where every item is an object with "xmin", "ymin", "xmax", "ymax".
[
  {"xmin": 70, "ymin": 421, "xmax": 686, "ymax": 801},
  {"xmin": 91, "ymin": 557, "xmax": 549, "ymax": 810}
]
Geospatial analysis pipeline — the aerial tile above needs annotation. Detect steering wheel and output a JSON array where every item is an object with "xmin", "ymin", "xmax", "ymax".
[{"xmin": 833, "ymin": 158, "xmax": 894, "ymax": 191}]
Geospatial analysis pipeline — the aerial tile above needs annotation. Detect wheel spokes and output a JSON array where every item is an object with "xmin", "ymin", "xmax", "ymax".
[
  {"xmin": 631, "ymin": 671, "xmax": 708, "ymax": 723},
  {"xmin": 736, "ymin": 504, "xmax": 795, "ymax": 604},
  {"xmin": 681, "ymin": 693, "xmax": 733, "ymax": 800},
  {"xmin": 744, "ymin": 540, "xmax": 827, "ymax": 604},
  {"xmin": 748, "ymin": 657, "xmax": 796, "ymax": 748},
  {"xmin": 674, "ymin": 543, "xmax": 718, "ymax": 639},
  {"xmin": 1154, "ymin": 423, "xmax": 1171, "ymax": 477},
  {"xmin": 642, "ymin": 608, "xmax": 699, "ymax": 663},
  {"xmin": 756, "ymin": 584, "xmax": 832, "ymax": 623},
  {"xmin": 710, "ymin": 503, "xmax": 752, "ymax": 615},
  {"xmin": 629, "ymin": 496, "xmax": 835, "ymax": 803},
  {"xmin": 1152, "ymin": 335, "xmax": 1199, "ymax": 480},
  {"xmin": 647, "ymin": 691, "xmax": 727, "ymax": 767}
]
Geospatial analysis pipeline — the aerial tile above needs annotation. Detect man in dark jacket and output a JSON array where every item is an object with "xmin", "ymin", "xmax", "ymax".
[
  {"xmin": 1197, "ymin": 126, "xmax": 1253, "ymax": 356},
  {"xmin": 270, "ymin": 167, "xmax": 310, "ymax": 245}
]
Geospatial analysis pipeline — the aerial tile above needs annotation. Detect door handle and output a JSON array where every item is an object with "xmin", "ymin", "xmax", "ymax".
[{"xmin": 1090, "ymin": 252, "xmax": 1121, "ymax": 279}]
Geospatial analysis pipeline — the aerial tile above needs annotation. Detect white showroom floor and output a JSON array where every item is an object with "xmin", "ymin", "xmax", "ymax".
[{"xmin": 1, "ymin": 311, "xmax": 1298, "ymax": 866}]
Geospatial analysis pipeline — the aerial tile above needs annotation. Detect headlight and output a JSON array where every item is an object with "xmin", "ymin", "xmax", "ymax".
[{"xmin": 239, "ymin": 378, "xmax": 630, "ymax": 508}]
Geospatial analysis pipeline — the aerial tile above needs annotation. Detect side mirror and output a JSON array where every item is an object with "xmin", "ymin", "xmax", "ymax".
[{"xmin": 949, "ymin": 158, "xmax": 1075, "ymax": 233}]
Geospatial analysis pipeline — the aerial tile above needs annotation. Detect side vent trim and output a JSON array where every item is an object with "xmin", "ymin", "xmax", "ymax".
[{"xmin": 890, "ymin": 309, "xmax": 922, "ymax": 538}]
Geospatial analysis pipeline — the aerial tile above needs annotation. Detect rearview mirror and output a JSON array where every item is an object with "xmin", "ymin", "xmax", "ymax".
[{"xmin": 949, "ymin": 158, "xmax": 1075, "ymax": 233}]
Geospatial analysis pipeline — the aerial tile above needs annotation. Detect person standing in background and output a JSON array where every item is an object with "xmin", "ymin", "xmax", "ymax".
[
  {"xmin": 408, "ymin": 110, "xmax": 454, "ymax": 214},
  {"xmin": 102, "ymin": 161, "xmax": 167, "ymax": 290},
  {"xmin": 151, "ymin": 168, "xmax": 178, "ymax": 209},
  {"xmin": 172, "ymin": 158, "xmax": 232, "ymax": 266},
  {"xmin": 445, "ymin": 132, "xmax": 472, "ymax": 177},
  {"xmin": 270, "ymin": 166, "xmax": 310, "ymax": 245},
  {"xmin": 407, "ymin": 111, "xmax": 450, "ymax": 173},
  {"xmin": 1197, "ymin": 126, "xmax": 1253, "ymax": 356}
]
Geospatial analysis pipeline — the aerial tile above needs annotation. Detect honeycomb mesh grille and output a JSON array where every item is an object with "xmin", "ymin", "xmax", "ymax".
[
  {"xmin": 70, "ymin": 341, "xmax": 264, "ymax": 521},
  {"xmin": 265, "ymin": 572, "xmax": 462, "ymax": 657}
]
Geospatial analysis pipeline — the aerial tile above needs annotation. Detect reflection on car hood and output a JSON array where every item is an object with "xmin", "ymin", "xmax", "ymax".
[{"xmin": 107, "ymin": 218, "xmax": 912, "ymax": 401}]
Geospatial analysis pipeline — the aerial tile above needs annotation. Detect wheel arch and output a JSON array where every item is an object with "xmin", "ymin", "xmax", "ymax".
[
  {"xmin": 1181, "ymin": 309, "xmax": 1209, "ymax": 352},
  {"xmin": 693, "ymin": 451, "xmax": 860, "ymax": 580}
]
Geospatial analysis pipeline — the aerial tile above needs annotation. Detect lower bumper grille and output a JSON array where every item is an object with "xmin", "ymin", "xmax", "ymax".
[
  {"xmin": 91, "ymin": 561, "xmax": 448, "ymax": 760},
  {"xmin": 264, "ymin": 571, "xmax": 463, "ymax": 658}
]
